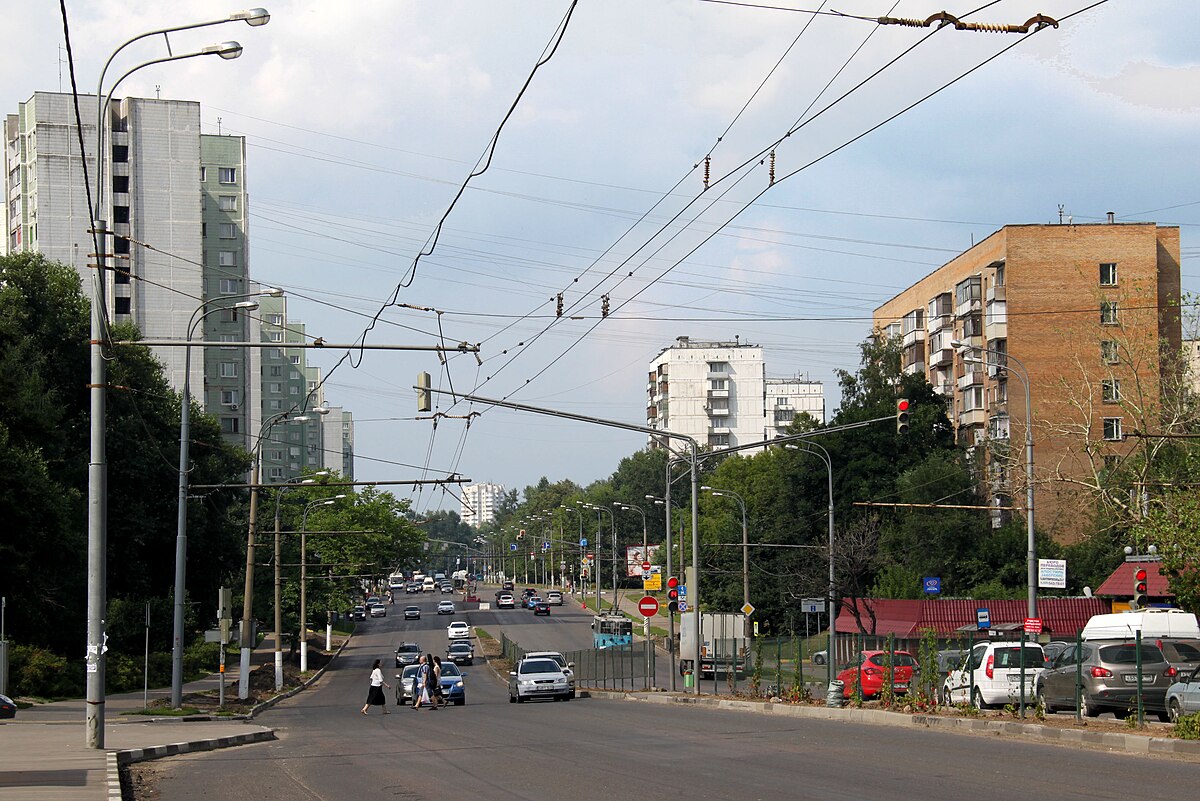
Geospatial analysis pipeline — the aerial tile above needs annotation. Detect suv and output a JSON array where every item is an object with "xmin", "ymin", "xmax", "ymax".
[
  {"xmin": 525, "ymin": 650, "xmax": 576, "ymax": 698},
  {"xmin": 497, "ymin": 593, "xmax": 516, "ymax": 609},
  {"xmin": 942, "ymin": 641, "xmax": 1046, "ymax": 709},
  {"xmin": 546, "ymin": 591, "xmax": 564, "ymax": 606},
  {"xmin": 1157, "ymin": 638, "xmax": 1200, "ymax": 676},
  {"xmin": 1037, "ymin": 640, "xmax": 1176, "ymax": 720},
  {"xmin": 501, "ymin": 580, "xmax": 515, "ymax": 591},
  {"xmin": 394, "ymin": 642, "xmax": 422, "ymax": 668}
]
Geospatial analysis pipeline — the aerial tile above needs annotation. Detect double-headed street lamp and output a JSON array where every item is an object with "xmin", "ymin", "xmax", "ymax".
[
  {"xmin": 87, "ymin": 9, "xmax": 269, "ymax": 747},
  {"xmin": 270, "ymin": 472, "xmax": 328, "ymax": 689},
  {"xmin": 953, "ymin": 339, "xmax": 1037, "ymax": 619},
  {"xmin": 299, "ymin": 495, "xmax": 346, "ymax": 672},
  {"xmin": 582, "ymin": 503, "xmax": 616, "ymax": 611},
  {"xmin": 702, "ymin": 486, "xmax": 749, "ymax": 636},
  {"xmin": 783, "ymin": 441, "xmax": 836, "ymax": 686}
]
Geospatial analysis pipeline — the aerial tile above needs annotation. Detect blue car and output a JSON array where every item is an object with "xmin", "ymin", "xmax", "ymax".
[
  {"xmin": 396, "ymin": 662, "xmax": 467, "ymax": 706},
  {"xmin": 526, "ymin": 595, "xmax": 542, "ymax": 609}
]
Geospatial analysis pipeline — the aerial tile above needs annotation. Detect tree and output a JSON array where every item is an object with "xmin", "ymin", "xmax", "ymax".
[{"xmin": 1128, "ymin": 491, "xmax": 1200, "ymax": 613}]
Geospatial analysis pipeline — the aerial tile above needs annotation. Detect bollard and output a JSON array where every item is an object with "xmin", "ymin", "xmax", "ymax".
[{"xmin": 826, "ymin": 679, "xmax": 844, "ymax": 708}]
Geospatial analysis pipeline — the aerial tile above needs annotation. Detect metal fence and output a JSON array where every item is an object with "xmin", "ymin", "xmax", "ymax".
[{"xmin": 498, "ymin": 632, "xmax": 656, "ymax": 691}]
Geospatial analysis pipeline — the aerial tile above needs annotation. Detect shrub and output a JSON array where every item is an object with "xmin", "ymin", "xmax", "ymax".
[
  {"xmin": 9, "ymin": 644, "xmax": 83, "ymax": 699},
  {"xmin": 1174, "ymin": 712, "xmax": 1200, "ymax": 740}
]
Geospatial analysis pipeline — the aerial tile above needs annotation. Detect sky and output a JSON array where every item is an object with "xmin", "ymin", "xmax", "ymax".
[{"xmin": 4, "ymin": 1, "xmax": 1198, "ymax": 514}]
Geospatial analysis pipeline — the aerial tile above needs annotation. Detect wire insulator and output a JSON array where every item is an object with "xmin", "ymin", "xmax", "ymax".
[
  {"xmin": 959, "ymin": 22, "xmax": 1024, "ymax": 33},
  {"xmin": 876, "ymin": 16, "xmax": 927, "ymax": 27},
  {"xmin": 769, "ymin": 150, "xmax": 776, "ymax": 186},
  {"xmin": 704, "ymin": 155, "xmax": 711, "ymax": 190}
]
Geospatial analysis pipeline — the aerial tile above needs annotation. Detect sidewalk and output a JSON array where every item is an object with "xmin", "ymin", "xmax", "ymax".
[{"xmin": 0, "ymin": 634, "xmax": 298, "ymax": 801}]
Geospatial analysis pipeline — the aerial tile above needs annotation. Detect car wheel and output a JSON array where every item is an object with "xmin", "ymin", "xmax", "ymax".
[
  {"xmin": 971, "ymin": 688, "xmax": 987, "ymax": 710},
  {"xmin": 1081, "ymin": 696, "xmax": 1101, "ymax": 718},
  {"xmin": 455, "ymin": 698, "xmax": 465, "ymax": 706},
  {"xmin": 1036, "ymin": 684, "xmax": 1054, "ymax": 714},
  {"xmin": 516, "ymin": 694, "xmax": 525, "ymax": 704},
  {"xmin": 508, "ymin": 693, "xmax": 516, "ymax": 704},
  {"xmin": 813, "ymin": 654, "xmax": 825, "ymax": 665},
  {"xmin": 1169, "ymin": 698, "xmax": 1182, "ymax": 723},
  {"xmin": 570, "ymin": 690, "xmax": 576, "ymax": 699}
]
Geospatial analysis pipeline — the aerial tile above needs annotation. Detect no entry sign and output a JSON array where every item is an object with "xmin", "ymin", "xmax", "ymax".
[{"xmin": 638, "ymin": 595, "xmax": 659, "ymax": 617}]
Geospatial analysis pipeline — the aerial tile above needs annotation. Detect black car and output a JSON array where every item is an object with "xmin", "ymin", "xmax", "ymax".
[
  {"xmin": 447, "ymin": 641, "xmax": 475, "ymax": 665},
  {"xmin": 533, "ymin": 600, "xmax": 551, "ymax": 616},
  {"xmin": 501, "ymin": 580, "xmax": 514, "ymax": 591},
  {"xmin": 395, "ymin": 642, "xmax": 422, "ymax": 668},
  {"xmin": 0, "ymin": 693, "xmax": 16, "ymax": 719},
  {"xmin": 351, "ymin": 605, "xmax": 366, "ymax": 621}
]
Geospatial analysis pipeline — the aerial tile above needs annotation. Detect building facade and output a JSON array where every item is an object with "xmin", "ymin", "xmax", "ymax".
[
  {"xmin": 874, "ymin": 222, "xmax": 1181, "ymax": 537},
  {"xmin": 461, "ymin": 482, "xmax": 505, "ymax": 528},
  {"xmin": 646, "ymin": 336, "xmax": 824, "ymax": 450}
]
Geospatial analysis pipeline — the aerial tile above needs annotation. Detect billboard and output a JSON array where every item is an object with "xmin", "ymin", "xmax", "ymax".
[{"xmin": 626, "ymin": 544, "xmax": 663, "ymax": 577}]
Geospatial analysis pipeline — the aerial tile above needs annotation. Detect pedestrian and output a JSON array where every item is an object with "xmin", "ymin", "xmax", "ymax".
[
  {"xmin": 361, "ymin": 659, "xmax": 390, "ymax": 715},
  {"xmin": 432, "ymin": 656, "xmax": 445, "ymax": 709},
  {"xmin": 413, "ymin": 655, "xmax": 430, "ymax": 709},
  {"xmin": 425, "ymin": 652, "xmax": 442, "ymax": 710}
]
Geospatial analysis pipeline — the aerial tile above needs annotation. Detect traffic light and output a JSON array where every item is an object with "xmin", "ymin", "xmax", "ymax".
[
  {"xmin": 1133, "ymin": 567, "xmax": 1149, "ymax": 609},
  {"xmin": 555, "ymin": 293, "xmax": 563, "ymax": 317},
  {"xmin": 517, "ymin": 529, "xmax": 525, "ymax": 540},
  {"xmin": 601, "ymin": 294, "xmax": 610, "ymax": 317},
  {"xmin": 896, "ymin": 398, "xmax": 910, "ymax": 435},
  {"xmin": 667, "ymin": 576, "xmax": 680, "ymax": 613}
]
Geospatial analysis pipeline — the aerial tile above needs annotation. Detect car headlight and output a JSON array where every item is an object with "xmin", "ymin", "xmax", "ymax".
[
  {"xmin": 519, "ymin": 680, "xmax": 537, "ymax": 687},
  {"xmin": 454, "ymin": 681, "xmax": 463, "ymax": 688}
]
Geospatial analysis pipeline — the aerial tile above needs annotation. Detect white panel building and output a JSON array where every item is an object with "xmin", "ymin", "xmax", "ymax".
[
  {"xmin": 461, "ymin": 483, "xmax": 505, "ymax": 528},
  {"xmin": 647, "ymin": 336, "xmax": 824, "ymax": 450}
]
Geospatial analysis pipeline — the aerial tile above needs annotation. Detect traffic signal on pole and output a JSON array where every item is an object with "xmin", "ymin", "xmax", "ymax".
[
  {"xmin": 517, "ymin": 529, "xmax": 525, "ymax": 540},
  {"xmin": 896, "ymin": 398, "xmax": 910, "ymax": 435},
  {"xmin": 1133, "ymin": 567, "xmax": 1149, "ymax": 609},
  {"xmin": 556, "ymin": 293, "xmax": 563, "ymax": 317},
  {"xmin": 667, "ymin": 576, "xmax": 679, "ymax": 613}
]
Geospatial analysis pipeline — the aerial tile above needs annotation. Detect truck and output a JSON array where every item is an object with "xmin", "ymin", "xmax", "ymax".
[
  {"xmin": 1082, "ymin": 609, "xmax": 1200, "ymax": 641},
  {"xmin": 679, "ymin": 612, "xmax": 749, "ymax": 678}
]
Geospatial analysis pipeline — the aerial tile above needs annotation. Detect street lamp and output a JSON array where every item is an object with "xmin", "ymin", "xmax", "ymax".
[
  {"xmin": 561, "ymin": 504, "xmax": 584, "ymax": 592},
  {"xmin": 300, "ymin": 495, "xmax": 346, "ymax": 673},
  {"xmin": 271, "ymin": 471, "xmax": 329, "ymax": 690},
  {"xmin": 584, "ymin": 503, "xmax": 616, "ymax": 611},
  {"xmin": 239, "ymin": 406, "xmax": 328, "ymax": 699},
  {"xmin": 615, "ymin": 502, "xmax": 648, "ymax": 557},
  {"xmin": 953, "ymin": 338, "xmax": 1037, "ymax": 619},
  {"xmin": 783, "ymin": 441, "xmax": 836, "ymax": 688},
  {"xmin": 702, "ymin": 486, "xmax": 750, "ymax": 636},
  {"xmin": 87, "ymin": 11, "xmax": 268, "ymax": 748},
  {"xmin": 170, "ymin": 291, "xmax": 273, "ymax": 707}
]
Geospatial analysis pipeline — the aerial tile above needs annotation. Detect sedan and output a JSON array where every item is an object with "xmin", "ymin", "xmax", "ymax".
[
  {"xmin": 396, "ymin": 661, "xmax": 467, "ymax": 705},
  {"xmin": 1166, "ymin": 665, "xmax": 1200, "ymax": 722},
  {"xmin": 0, "ymin": 694, "xmax": 16, "ymax": 719},
  {"xmin": 836, "ymin": 650, "xmax": 917, "ymax": 699},
  {"xmin": 447, "ymin": 641, "xmax": 475, "ymax": 666},
  {"xmin": 509, "ymin": 657, "xmax": 571, "ymax": 703},
  {"xmin": 497, "ymin": 593, "xmax": 516, "ymax": 609},
  {"xmin": 546, "ymin": 591, "xmax": 563, "ymax": 606},
  {"xmin": 533, "ymin": 601, "xmax": 550, "ymax": 616},
  {"xmin": 447, "ymin": 621, "xmax": 471, "ymax": 640},
  {"xmin": 395, "ymin": 642, "xmax": 422, "ymax": 668},
  {"xmin": 437, "ymin": 601, "xmax": 456, "ymax": 615},
  {"xmin": 526, "ymin": 595, "xmax": 542, "ymax": 610},
  {"xmin": 368, "ymin": 603, "xmax": 387, "ymax": 618},
  {"xmin": 403, "ymin": 605, "xmax": 421, "ymax": 620},
  {"xmin": 351, "ymin": 605, "xmax": 366, "ymax": 621},
  {"xmin": 405, "ymin": 583, "xmax": 420, "ymax": 594}
]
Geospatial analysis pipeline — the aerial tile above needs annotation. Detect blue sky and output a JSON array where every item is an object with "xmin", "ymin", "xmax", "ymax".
[{"xmin": 5, "ymin": 1, "xmax": 1198, "ymax": 512}]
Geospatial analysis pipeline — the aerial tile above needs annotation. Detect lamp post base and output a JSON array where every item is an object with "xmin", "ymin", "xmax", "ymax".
[
  {"xmin": 237, "ymin": 647, "xmax": 251, "ymax": 699},
  {"xmin": 274, "ymin": 651, "xmax": 283, "ymax": 691}
]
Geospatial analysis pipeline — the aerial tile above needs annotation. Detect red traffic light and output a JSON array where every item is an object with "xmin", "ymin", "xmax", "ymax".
[
  {"xmin": 667, "ymin": 589, "xmax": 679, "ymax": 601},
  {"xmin": 897, "ymin": 399, "xmax": 910, "ymax": 412},
  {"xmin": 1135, "ymin": 568, "xmax": 1148, "ymax": 582},
  {"xmin": 667, "ymin": 576, "xmax": 679, "ymax": 589}
]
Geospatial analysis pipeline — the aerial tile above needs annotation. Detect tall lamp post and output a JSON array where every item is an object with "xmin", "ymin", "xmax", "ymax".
[
  {"xmin": 171, "ymin": 289, "xmax": 279, "ymax": 707},
  {"xmin": 87, "ymin": 10, "xmax": 268, "ymax": 748},
  {"xmin": 615, "ymin": 503, "xmax": 648, "ymax": 556},
  {"xmin": 954, "ymin": 339, "xmax": 1037, "ymax": 618},
  {"xmin": 646, "ymin": 494, "xmax": 676, "ymax": 690},
  {"xmin": 702, "ymin": 486, "xmax": 750, "ymax": 636},
  {"xmin": 239, "ymin": 406, "xmax": 328, "ymax": 699},
  {"xmin": 784, "ymin": 441, "xmax": 836, "ymax": 687},
  {"xmin": 561, "ymin": 504, "xmax": 583, "ymax": 592},
  {"xmin": 584, "ymin": 503, "xmax": 616, "ymax": 611},
  {"xmin": 299, "ymin": 495, "xmax": 346, "ymax": 672},
  {"xmin": 271, "ymin": 471, "xmax": 329, "ymax": 690}
]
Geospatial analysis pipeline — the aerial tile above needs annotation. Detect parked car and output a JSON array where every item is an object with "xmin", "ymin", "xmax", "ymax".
[
  {"xmin": 395, "ymin": 642, "xmax": 422, "ymax": 668},
  {"xmin": 546, "ymin": 591, "xmax": 564, "ymax": 606},
  {"xmin": 368, "ymin": 603, "xmax": 387, "ymax": 618},
  {"xmin": 1037, "ymin": 640, "xmax": 1176, "ymax": 720},
  {"xmin": 497, "ymin": 593, "xmax": 516, "ymax": 609},
  {"xmin": 403, "ymin": 605, "xmax": 421, "ymax": 620},
  {"xmin": 1166, "ymin": 665, "xmax": 1200, "ymax": 722},
  {"xmin": 836, "ymin": 650, "xmax": 917, "ymax": 699},
  {"xmin": 447, "ymin": 621, "xmax": 471, "ymax": 640},
  {"xmin": 447, "ymin": 641, "xmax": 475, "ymax": 666},
  {"xmin": 1157, "ymin": 638, "xmax": 1200, "ymax": 677},
  {"xmin": 942, "ymin": 641, "xmax": 1046, "ymax": 708},
  {"xmin": 525, "ymin": 650, "xmax": 576, "ymax": 698},
  {"xmin": 1042, "ymin": 640, "xmax": 1074, "ymax": 664},
  {"xmin": 0, "ymin": 694, "xmax": 16, "ymax": 719},
  {"xmin": 533, "ymin": 600, "xmax": 550, "ymax": 616},
  {"xmin": 508, "ymin": 657, "xmax": 571, "ymax": 703},
  {"xmin": 438, "ymin": 601, "xmax": 456, "ymax": 615},
  {"xmin": 935, "ymin": 649, "xmax": 969, "ymax": 681},
  {"xmin": 351, "ymin": 605, "xmax": 367, "ymax": 621},
  {"xmin": 811, "ymin": 649, "xmax": 828, "ymax": 666}
]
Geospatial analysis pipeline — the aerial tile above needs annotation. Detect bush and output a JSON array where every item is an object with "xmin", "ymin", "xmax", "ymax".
[
  {"xmin": 9, "ymin": 644, "xmax": 84, "ymax": 699},
  {"xmin": 183, "ymin": 640, "xmax": 222, "ymax": 678},
  {"xmin": 1174, "ymin": 712, "xmax": 1200, "ymax": 740}
]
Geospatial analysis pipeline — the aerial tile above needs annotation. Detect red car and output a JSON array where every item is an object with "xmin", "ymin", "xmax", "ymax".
[{"xmin": 837, "ymin": 650, "xmax": 917, "ymax": 699}]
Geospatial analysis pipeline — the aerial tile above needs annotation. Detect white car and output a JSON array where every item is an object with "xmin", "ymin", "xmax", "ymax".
[
  {"xmin": 546, "ymin": 591, "xmax": 564, "ymax": 606},
  {"xmin": 368, "ymin": 603, "xmax": 387, "ymax": 618},
  {"xmin": 525, "ymin": 650, "xmax": 576, "ymax": 698},
  {"xmin": 437, "ymin": 601, "xmax": 456, "ymax": 615},
  {"xmin": 447, "ymin": 621, "xmax": 471, "ymax": 640},
  {"xmin": 942, "ymin": 641, "xmax": 1047, "ymax": 708},
  {"xmin": 508, "ymin": 657, "xmax": 571, "ymax": 703},
  {"xmin": 1166, "ymin": 665, "xmax": 1200, "ymax": 722}
]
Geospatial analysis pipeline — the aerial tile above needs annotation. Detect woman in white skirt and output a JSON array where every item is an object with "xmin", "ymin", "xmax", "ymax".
[{"xmin": 361, "ymin": 659, "xmax": 390, "ymax": 715}]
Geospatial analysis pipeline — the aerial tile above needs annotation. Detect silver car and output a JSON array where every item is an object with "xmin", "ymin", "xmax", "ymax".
[
  {"xmin": 508, "ymin": 657, "xmax": 571, "ymax": 703},
  {"xmin": 1037, "ymin": 640, "xmax": 1176, "ymax": 720},
  {"xmin": 1166, "ymin": 665, "xmax": 1200, "ymax": 722}
]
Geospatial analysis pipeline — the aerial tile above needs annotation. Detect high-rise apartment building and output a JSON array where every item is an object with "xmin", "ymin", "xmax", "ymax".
[
  {"xmin": 461, "ymin": 483, "xmax": 505, "ymax": 528},
  {"xmin": 646, "ymin": 337, "xmax": 824, "ymax": 450},
  {"xmin": 874, "ymin": 222, "xmax": 1181, "ymax": 537}
]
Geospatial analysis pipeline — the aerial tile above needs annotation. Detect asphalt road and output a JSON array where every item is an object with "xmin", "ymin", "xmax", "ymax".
[{"xmin": 130, "ymin": 593, "xmax": 1200, "ymax": 801}]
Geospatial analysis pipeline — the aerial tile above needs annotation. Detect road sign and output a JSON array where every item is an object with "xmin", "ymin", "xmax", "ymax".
[
  {"xmin": 800, "ymin": 598, "xmax": 826, "ymax": 614},
  {"xmin": 923, "ymin": 576, "xmax": 941, "ymax": 594},
  {"xmin": 678, "ymin": 585, "xmax": 687, "ymax": 599},
  {"xmin": 579, "ymin": 538, "xmax": 588, "ymax": 547},
  {"xmin": 509, "ymin": 543, "xmax": 517, "ymax": 551},
  {"xmin": 1023, "ymin": 617, "xmax": 1043, "ymax": 634},
  {"xmin": 638, "ymin": 595, "xmax": 660, "ymax": 617},
  {"xmin": 976, "ymin": 607, "xmax": 991, "ymax": 630},
  {"xmin": 677, "ymin": 601, "xmax": 688, "ymax": 613},
  {"xmin": 741, "ymin": 602, "xmax": 755, "ymax": 616},
  {"xmin": 642, "ymin": 561, "xmax": 652, "ymax": 571},
  {"xmin": 643, "ymin": 574, "xmax": 662, "ymax": 591},
  {"xmin": 1038, "ymin": 558, "xmax": 1067, "ymax": 589}
]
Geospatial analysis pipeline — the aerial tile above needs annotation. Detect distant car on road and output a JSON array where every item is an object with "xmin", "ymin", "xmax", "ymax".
[
  {"xmin": 526, "ymin": 595, "xmax": 542, "ymax": 610},
  {"xmin": 368, "ymin": 603, "xmax": 387, "ymax": 618},
  {"xmin": 508, "ymin": 657, "xmax": 571, "ymax": 703},
  {"xmin": 525, "ymin": 650, "xmax": 575, "ymax": 698},
  {"xmin": 351, "ymin": 605, "xmax": 366, "ymax": 621},
  {"xmin": 405, "ymin": 583, "xmax": 420, "ymax": 594},
  {"xmin": 0, "ymin": 694, "xmax": 16, "ymax": 719},
  {"xmin": 497, "ymin": 593, "xmax": 516, "ymax": 609},
  {"xmin": 403, "ymin": 605, "xmax": 421, "ymax": 620},
  {"xmin": 447, "ymin": 621, "xmax": 471, "ymax": 640},
  {"xmin": 811, "ymin": 650, "xmax": 827, "ymax": 665},
  {"xmin": 395, "ymin": 642, "xmax": 422, "ymax": 668},
  {"xmin": 438, "ymin": 601, "xmax": 456, "ymax": 615},
  {"xmin": 396, "ymin": 661, "xmax": 467, "ymax": 705},
  {"xmin": 502, "ymin": 580, "xmax": 515, "ymax": 591},
  {"xmin": 447, "ymin": 640, "xmax": 475, "ymax": 666},
  {"xmin": 533, "ymin": 600, "xmax": 550, "ymax": 616},
  {"xmin": 546, "ymin": 591, "xmax": 563, "ymax": 606}
]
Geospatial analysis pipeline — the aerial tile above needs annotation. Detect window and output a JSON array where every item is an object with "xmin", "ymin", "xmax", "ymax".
[
  {"xmin": 962, "ymin": 386, "xmax": 984, "ymax": 411},
  {"xmin": 774, "ymin": 409, "xmax": 794, "ymax": 424},
  {"xmin": 1102, "ymin": 379, "xmax": 1121, "ymax": 403},
  {"xmin": 218, "ymin": 251, "xmax": 237, "ymax": 267},
  {"xmin": 268, "ymin": 467, "xmax": 284, "ymax": 480},
  {"xmin": 200, "ymin": 166, "xmax": 207, "ymax": 182},
  {"xmin": 114, "ymin": 265, "xmax": 130, "ymax": 285},
  {"xmin": 219, "ymin": 167, "xmax": 237, "ymax": 184},
  {"xmin": 111, "ymin": 145, "xmax": 128, "ymax": 163},
  {"xmin": 710, "ymin": 379, "xmax": 727, "ymax": 391},
  {"xmin": 112, "ymin": 206, "xmax": 129, "ymax": 224},
  {"xmin": 269, "ymin": 365, "xmax": 282, "ymax": 377},
  {"xmin": 290, "ymin": 355, "xmax": 301, "ymax": 365},
  {"xmin": 220, "ymin": 334, "xmax": 238, "ymax": 350},
  {"xmin": 271, "ymin": 348, "xmax": 284, "ymax": 360},
  {"xmin": 221, "ymin": 417, "xmax": 240, "ymax": 434},
  {"xmin": 1101, "ymin": 340, "xmax": 1119, "ymax": 364},
  {"xmin": 114, "ymin": 296, "xmax": 131, "ymax": 315},
  {"xmin": 961, "ymin": 313, "xmax": 983, "ymax": 338},
  {"xmin": 708, "ymin": 433, "xmax": 730, "ymax": 447},
  {"xmin": 220, "ymin": 308, "xmax": 239, "ymax": 323},
  {"xmin": 955, "ymin": 275, "xmax": 981, "ymax": 307},
  {"xmin": 220, "ymin": 390, "xmax": 239, "ymax": 405},
  {"xmin": 218, "ymin": 195, "xmax": 238, "ymax": 212},
  {"xmin": 901, "ymin": 308, "xmax": 924, "ymax": 334},
  {"xmin": 267, "ymin": 314, "xmax": 284, "ymax": 326},
  {"xmin": 1100, "ymin": 262, "xmax": 1118, "ymax": 286},
  {"xmin": 994, "ymin": 263, "xmax": 1005, "ymax": 287},
  {"xmin": 219, "ymin": 362, "xmax": 238, "ymax": 378},
  {"xmin": 707, "ymin": 362, "xmax": 727, "ymax": 373},
  {"xmin": 266, "ymin": 331, "xmax": 283, "ymax": 342},
  {"xmin": 219, "ymin": 222, "xmax": 237, "ymax": 239},
  {"xmin": 1101, "ymin": 302, "xmax": 1119, "ymax": 325},
  {"xmin": 289, "ymin": 385, "xmax": 300, "ymax": 395},
  {"xmin": 268, "ymin": 399, "xmax": 282, "ymax": 411},
  {"xmin": 1103, "ymin": 417, "xmax": 1123, "ymax": 441},
  {"xmin": 201, "ymin": 222, "xmax": 207, "ymax": 238},
  {"xmin": 219, "ymin": 278, "xmax": 239, "ymax": 294},
  {"xmin": 112, "ymin": 175, "xmax": 128, "ymax": 194},
  {"xmin": 268, "ymin": 382, "xmax": 283, "ymax": 394}
]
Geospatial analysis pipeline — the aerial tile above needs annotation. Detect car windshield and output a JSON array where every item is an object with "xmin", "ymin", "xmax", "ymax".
[
  {"xmin": 402, "ymin": 665, "xmax": 420, "ymax": 679},
  {"xmin": 440, "ymin": 663, "xmax": 462, "ymax": 677},
  {"xmin": 520, "ymin": 659, "xmax": 560, "ymax": 675},
  {"xmin": 1098, "ymin": 644, "xmax": 1165, "ymax": 665},
  {"xmin": 993, "ymin": 647, "xmax": 1045, "ymax": 668},
  {"xmin": 397, "ymin": 644, "xmax": 420, "ymax": 653}
]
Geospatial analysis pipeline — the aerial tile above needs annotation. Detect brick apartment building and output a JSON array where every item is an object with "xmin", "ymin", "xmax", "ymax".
[{"xmin": 874, "ymin": 221, "xmax": 1181, "ymax": 540}]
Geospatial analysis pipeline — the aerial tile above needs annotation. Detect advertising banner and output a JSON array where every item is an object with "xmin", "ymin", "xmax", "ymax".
[{"xmin": 626, "ymin": 544, "xmax": 663, "ymax": 577}]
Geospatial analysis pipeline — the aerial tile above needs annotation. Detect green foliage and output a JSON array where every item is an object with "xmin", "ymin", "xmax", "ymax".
[
  {"xmin": 1174, "ymin": 712, "xmax": 1200, "ymax": 740},
  {"xmin": 1128, "ymin": 491, "xmax": 1200, "ymax": 613},
  {"xmin": 913, "ymin": 627, "xmax": 940, "ymax": 711},
  {"xmin": 8, "ymin": 644, "xmax": 83, "ymax": 699}
]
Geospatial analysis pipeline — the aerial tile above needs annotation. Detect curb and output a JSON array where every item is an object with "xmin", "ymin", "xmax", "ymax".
[
  {"xmin": 116, "ymin": 728, "xmax": 277, "ymax": 765},
  {"xmin": 582, "ymin": 690, "xmax": 1200, "ymax": 761}
]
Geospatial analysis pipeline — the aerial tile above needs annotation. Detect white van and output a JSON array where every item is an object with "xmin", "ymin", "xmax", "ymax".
[
  {"xmin": 1082, "ymin": 610, "xmax": 1200, "ymax": 641},
  {"xmin": 422, "ymin": 576, "xmax": 436, "ymax": 592},
  {"xmin": 942, "ymin": 640, "xmax": 1047, "ymax": 709}
]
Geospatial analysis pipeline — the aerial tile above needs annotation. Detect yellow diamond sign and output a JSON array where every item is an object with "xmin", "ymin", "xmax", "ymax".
[{"xmin": 741, "ymin": 602, "xmax": 755, "ymax": 616}]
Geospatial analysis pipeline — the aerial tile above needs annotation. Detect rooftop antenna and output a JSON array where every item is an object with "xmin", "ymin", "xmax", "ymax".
[
  {"xmin": 58, "ymin": 45, "xmax": 65, "ymax": 92},
  {"xmin": 1058, "ymin": 204, "xmax": 1064, "ymax": 224},
  {"xmin": 155, "ymin": 84, "xmax": 161, "ymax": 100},
  {"xmin": 217, "ymin": 116, "xmax": 223, "ymax": 135}
]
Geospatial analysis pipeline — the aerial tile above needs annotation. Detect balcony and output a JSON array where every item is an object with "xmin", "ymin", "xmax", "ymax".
[
  {"xmin": 707, "ymin": 388, "xmax": 729, "ymax": 400},
  {"xmin": 902, "ymin": 361, "xmax": 925, "ymax": 376},
  {"xmin": 708, "ymin": 419, "xmax": 731, "ymax": 433},
  {"xmin": 902, "ymin": 328, "xmax": 925, "ymax": 348},
  {"xmin": 987, "ymin": 284, "xmax": 1006, "ymax": 303},
  {"xmin": 988, "ymin": 414, "xmax": 1010, "ymax": 441},
  {"xmin": 957, "ymin": 370, "xmax": 984, "ymax": 390},
  {"xmin": 958, "ymin": 408, "xmax": 987, "ymax": 427},
  {"xmin": 929, "ymin": 347, "xmax": 954, "ymax": 367},
  {"xmin": 933, "ymin": 381, "xmax": 955, "ymax": 397},
  {"xmin": 657, "ymin": 381, "xmax": 668, "ymax": 395},
  {"xmin": 705, "ymin": 404, "xmax": 730, "ymax": 417},
  {"xmin": 646, "ymin": 406, "xmax": 657, "ymax": 420},
  {"xmin": 926, "ymin": 313, "xmax": 952, "ymax": 334}
]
